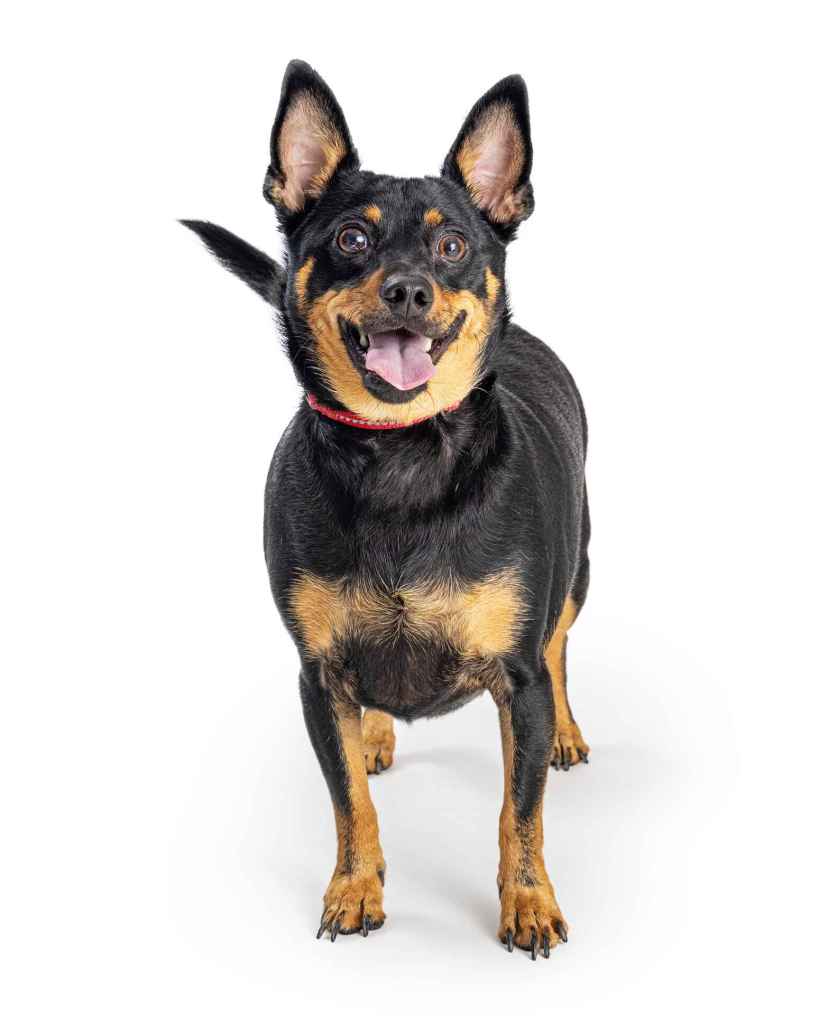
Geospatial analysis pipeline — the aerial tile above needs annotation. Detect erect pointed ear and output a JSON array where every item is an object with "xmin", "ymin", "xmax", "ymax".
[
  {"xmin": 442, "ymin": 75, "xmax": 533, "ymax": 230},
  {"xmin": 263, "ymin": 60, "xmax": 359, "ymax": 217}
]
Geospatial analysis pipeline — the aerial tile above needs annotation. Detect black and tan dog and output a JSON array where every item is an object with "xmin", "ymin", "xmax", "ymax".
[{"xmin": 183, "ymin": 59, "xmax": 591, "ymax": 959}]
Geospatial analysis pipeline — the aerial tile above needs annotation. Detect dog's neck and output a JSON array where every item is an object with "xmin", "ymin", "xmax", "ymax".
[
  {"xmin": 305, "ymin": 392, "xmax": 462, "ymax": 430},
  {"xmin": 301, "ymin": 377, "xmax": 503, "ymax": 519}
]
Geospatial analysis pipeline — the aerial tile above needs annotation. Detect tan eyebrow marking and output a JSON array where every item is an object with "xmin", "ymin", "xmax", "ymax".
[
  {"xmin": 362, "ymin": 205, "xmax": 382, "ymax": 224},
  {"xmin": 424, "ymin": 208, "xmax": 444, "ymax": 227}
]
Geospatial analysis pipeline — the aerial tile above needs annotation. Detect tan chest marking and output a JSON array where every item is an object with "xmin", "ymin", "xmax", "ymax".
[{"xmin": 290, "ymin": 569, "xmax": 524, "ymax": 659}]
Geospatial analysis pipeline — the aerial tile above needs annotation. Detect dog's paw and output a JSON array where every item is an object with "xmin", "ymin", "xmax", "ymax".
[
  {"xmin": 317, "ymin": 868, "xmax": 386, "ymax": 941},
  {"xmin": 550, "ymin": 722, "xmax": 589, "ymax": 771},
  {"xmin": 362, "ymin": 709, "xmax": 396, "ymax": 774},
  {"xmin": 497, "ymin": 881, "xmax": 569, "ymax": 959}
]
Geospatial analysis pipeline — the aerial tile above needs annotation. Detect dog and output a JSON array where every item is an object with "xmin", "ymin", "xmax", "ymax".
[{"xmin": 182, "ymin": 59, "xmax": 591, "ymax": 959}]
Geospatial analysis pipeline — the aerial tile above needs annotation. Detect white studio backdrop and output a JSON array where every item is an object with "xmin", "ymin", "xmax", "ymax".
[{"xmin": 1, "ymin": 2, "xmax": 817, "ymax": 1020}]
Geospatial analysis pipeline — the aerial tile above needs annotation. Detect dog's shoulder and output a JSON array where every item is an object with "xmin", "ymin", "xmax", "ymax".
[{"xmin": 494, "ymin": 323, "xmax": 588, "ymax": 461}]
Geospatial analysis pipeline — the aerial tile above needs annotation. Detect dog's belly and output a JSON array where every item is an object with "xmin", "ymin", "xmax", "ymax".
[
  {"xmin": 290, "ymin": 568, "xmax": 524, "ymax": 719},
  {"xmin": 341, "ymin": 634, "xmax": 499, "ymax": 720}
]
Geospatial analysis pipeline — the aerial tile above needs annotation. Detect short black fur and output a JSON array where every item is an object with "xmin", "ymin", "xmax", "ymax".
[{"xmin": 182, "ymin": 59, "xmax": 592, "ymax": 954}]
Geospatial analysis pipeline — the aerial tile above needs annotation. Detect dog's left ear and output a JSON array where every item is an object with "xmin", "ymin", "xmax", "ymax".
[
  {"xmin": 264, "ymin": 59, "xmax": 359, "ymax": 219},
  {"xmin": 442, "ymin": 75, "xmax": 533, "ymax": 232}
]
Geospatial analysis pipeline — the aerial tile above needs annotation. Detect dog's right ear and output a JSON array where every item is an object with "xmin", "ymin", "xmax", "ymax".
[{"xmin": 263, "ymin": 60, "xmax": 359, "ymax": 222}]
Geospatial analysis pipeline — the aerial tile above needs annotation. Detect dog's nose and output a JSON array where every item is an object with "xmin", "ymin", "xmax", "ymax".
[{"xmin": 379, "ymin": 274, "xmax": 433, "ymax": 317}]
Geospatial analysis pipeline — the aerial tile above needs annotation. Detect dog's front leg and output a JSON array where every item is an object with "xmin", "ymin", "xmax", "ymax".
[
  {"xmin": 495, "ymin": 662, "xmax": 569, "ymax": 958},
  {"xmin": 299, "ymin": 664, "xmax": 386, "ymax": 940}
]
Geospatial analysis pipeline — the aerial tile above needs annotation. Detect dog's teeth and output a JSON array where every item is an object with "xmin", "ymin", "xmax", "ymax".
[
  {"xmin": 359, "ymin": 335, "xmax": 370, "ymax": 350},
  {"xmin": 423, "ymin": 338, "xmax": 433, "ymax": 352}
]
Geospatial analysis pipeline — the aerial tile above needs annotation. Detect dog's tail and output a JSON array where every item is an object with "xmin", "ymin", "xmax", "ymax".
[{"xmin": 179, "ymin": 220, "xmax": 286, "ymax": 310}]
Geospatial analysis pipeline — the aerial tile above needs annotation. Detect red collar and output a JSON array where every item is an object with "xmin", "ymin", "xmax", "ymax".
[{"xmin": 306, "ymin": 392, "xmax": 461, "ymax": 430}]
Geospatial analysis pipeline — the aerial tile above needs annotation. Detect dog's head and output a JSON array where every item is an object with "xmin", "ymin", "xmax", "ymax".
[{"xmin": 187, "ymin": 60, "xmax": 534, "ymax": 424}]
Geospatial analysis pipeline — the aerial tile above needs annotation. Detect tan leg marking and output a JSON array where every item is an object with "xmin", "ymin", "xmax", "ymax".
[
  {"xmin": 320, "ymin": 707, "xmax": 386, "ymax": 937},
  {"xmin": 362, "ymin": 709, "xmax": 396, "ymax": 775},
  {"xmin": 545, "ymin": 596, "xmax": 589, "ymax": 770},
  {"xmin": 497, "ymin": 705, "xmax": 568, "ymax": 955}
]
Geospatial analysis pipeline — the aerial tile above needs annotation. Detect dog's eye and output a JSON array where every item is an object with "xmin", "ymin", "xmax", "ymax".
[
  {"xmin": 437, "ymin": 234, "xmax": 467, "ymax": 262},
  {"xmin": 337, "ymin": 225, "xmax": 370, "ymax": 254}
]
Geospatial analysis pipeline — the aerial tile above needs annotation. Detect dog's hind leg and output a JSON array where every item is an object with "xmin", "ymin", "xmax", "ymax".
[
  {"xmin": 300, "ymin": 665, "xmax": 386, "ymax": 940},
  {"xmin": 545, "ymin": 589, "xmax": 590, "ymax": 771},
  {"xmin": 362, "ymin": 709, "xmax": 396, "ymax": 775}
]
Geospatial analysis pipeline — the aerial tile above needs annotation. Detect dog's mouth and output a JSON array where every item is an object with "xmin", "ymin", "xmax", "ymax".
[{"xmin": 340, "ymin": 313, "xmax": 466, "ymax": 393}]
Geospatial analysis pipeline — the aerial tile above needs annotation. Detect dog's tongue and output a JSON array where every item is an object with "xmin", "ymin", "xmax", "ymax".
[{"xmin": 364, "ymin": 330, "xmax": 435, "ymax": 391}]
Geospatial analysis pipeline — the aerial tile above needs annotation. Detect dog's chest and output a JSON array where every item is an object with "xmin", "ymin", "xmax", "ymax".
[{"xmin": 289, "ymin": 569, "xmax": 523, "ymax": 713}]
